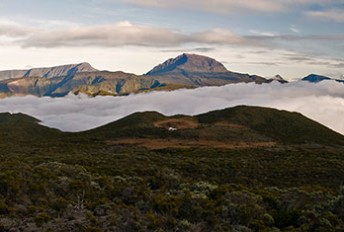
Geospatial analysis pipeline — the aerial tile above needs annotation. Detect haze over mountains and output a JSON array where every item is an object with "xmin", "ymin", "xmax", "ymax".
[{"xmin": 3, "ymin": 53, "xmax": 340, "ymax": 98}]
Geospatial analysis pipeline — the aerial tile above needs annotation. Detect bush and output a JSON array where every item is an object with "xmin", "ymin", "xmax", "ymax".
[{"xmin": 35, "ymin": 212, "xmax": 51, "ymax": 227}]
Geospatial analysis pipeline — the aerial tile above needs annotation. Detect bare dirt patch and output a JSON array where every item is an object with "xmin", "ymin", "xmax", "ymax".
[
  {"xmin": 108, "ymin": 138, "xmax": 276, "ymax": 150},
  {"xmin": 154, "ymin": 117, "xmax": 199, "ymax": 130}
]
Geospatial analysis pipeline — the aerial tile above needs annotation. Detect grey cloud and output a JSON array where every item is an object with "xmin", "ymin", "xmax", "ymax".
[
  {"xmin": 245, "ymin": 34, "xmax": 344, "ymax": 44},
  {"xmin": 306, "ymin": 9, "xmax": 344, "ymax": 23},
  {"xmin": 0, "ymin": 81, "xmax": 344, "ymax": 135},
  {"xmin": 124, "ymin": 0, "xmax": 337, "ymax": 14},
  {"xmin": 161, "ymin": 47, "xmax": 215, "ymax": 53},
  {"xmin": 21, "ymin": 26, "xmax": 245, "ymax": 48},
  {"xmin": 194, "ymin": 47, "xmax": 216, "ymax": 53},
  {"xmin": 331, "ymin": 63, "xmax": 344, "ymax": 68},
  {"xmin": 248, "ymin": 62, "xmax": 281, "ymax": 66},
  {"xmin": 283, "ymin": 54, "xmax": 344, "ymax": 69},
  {"xmin": 21, "ymin": 22, "xmax": 188, "ymax": 48},
  {"xmin": 2, "ymin": 21, "xmax": 343, "ymax": 57},
  {"xmin": 285, "ymin": 56, "xmax": 313, "ymax": 62},
  {"xmin": 124, "ymin": 0, "xmax": 285, "ymax": 13},
  {"xmin": 0, "ymin": 22, "xmax": 36, "ymax": 37}
]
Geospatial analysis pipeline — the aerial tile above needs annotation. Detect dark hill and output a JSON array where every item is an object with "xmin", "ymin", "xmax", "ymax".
[
  {"xmin": 84, "ymin": 106, "xmax": 344, "ymax": 146},
  {"xmin": 197, "ymin": 105, "xmax": 344, "ymax": 145},
  {"xmin": 1, "ymin": 106, "xmax": 343, "ymax": 146},
  {"xmin": 0, "ymin": 113, "xmax": 61, "ymax": 141}
]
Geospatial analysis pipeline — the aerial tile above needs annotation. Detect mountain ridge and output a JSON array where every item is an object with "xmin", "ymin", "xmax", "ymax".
[
  {"xmin": 0, "ymin": 62, "xmax": 97, "ymax": 80},
  {"xmin": 0, "ymin": 54, "xmax": 269, "ymax": 98},
  {"xmin": 0, "ymin": 53, "xmax": 342, "ymax": 98}
]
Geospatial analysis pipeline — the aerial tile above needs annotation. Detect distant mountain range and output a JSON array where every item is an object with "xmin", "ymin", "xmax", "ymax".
[{"xmin": 0, "ymin": 53, "xmax": 341, "ymax": 98}]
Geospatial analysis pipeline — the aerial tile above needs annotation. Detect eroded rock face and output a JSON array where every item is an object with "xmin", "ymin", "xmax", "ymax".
[
  {"xmin": 146, "ymin": 53, "xmax": 228, "ymax": 75},
  {"xmin": 0, "ymin": 63, "xmax": 97, "ymax": 80},
  {"xmin": 0, "ymin": 70, "xmax": 27, "ymax": 80},
  {"xmin": 23, "ymin": 62, "xmax": 98, "ymax": 79}
]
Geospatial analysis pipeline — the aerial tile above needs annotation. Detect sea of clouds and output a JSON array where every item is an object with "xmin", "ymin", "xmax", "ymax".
[{"xmin": 0, "ymin": 80, "xmax": 344, "ymax": 135}]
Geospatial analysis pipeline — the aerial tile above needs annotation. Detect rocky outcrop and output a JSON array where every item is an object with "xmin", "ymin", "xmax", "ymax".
[
  {"xmin": 147, "ymin": 53, "xmax": 228, "ymax": 75},
  {"xmin": 0, "ymin": 63, "xmax": 97, "ymax": 80}
]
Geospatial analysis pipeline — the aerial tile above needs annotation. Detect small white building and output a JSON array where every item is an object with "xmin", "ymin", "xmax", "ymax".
[{"xmin": 168, "ymin": 127, "xmax": 177, "ymax": 131}]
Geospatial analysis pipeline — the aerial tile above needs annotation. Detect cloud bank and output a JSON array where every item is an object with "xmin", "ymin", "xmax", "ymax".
[{"xmin": 0, "ymin": 81, "xmax": 344, "ymax": 135}]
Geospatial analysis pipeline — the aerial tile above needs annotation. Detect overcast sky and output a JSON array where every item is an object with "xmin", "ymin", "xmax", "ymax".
[{"xmin": 0, "ymin": 0, "xmax": 344, "ymax": 79}]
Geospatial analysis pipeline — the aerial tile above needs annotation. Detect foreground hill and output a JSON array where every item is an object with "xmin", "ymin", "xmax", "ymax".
[
  {"xmin": 84, "ymin": 105, "xmax": 344, "ymax": 146},
  {"xmin": 1, "ymin": 106, "xmax": 343, "ymax": 146},
  {"xmin": 1, "ymin": 106, "xmax": 344, "ymax": 231},
  {"xmin": 0, "ymin": 113, "xmax": 61, "ymax": 141}
]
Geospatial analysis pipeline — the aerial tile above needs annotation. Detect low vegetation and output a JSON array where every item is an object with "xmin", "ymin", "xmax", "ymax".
[{"xmin": 0, "ymin": 106, "xmax": 344, "ymax": 231}]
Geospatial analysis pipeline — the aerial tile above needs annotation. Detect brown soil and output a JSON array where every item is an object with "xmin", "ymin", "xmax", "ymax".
[
  {"xmin": 214, "ymin": 121, "xmax": 246, "ymax": 128},
  {"xmin": 108, "ymin": 138, "xmax": 276, "ymax": 150},
  {"xmin": 154, "ymin": 117, "xmax": 199, "ymax": 129}
]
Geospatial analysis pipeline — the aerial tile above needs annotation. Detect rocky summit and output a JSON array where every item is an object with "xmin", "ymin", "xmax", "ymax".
[
  {"xmin": 302, "ymin": 74, "xmax": 332, "ymax": 83},
  {"xmin": 146, "ymin": 53, "xmax": 229, "ymax": 75},
  {"xmin": 0, "ymin": 62, "xmax": 97, "ymax": 81}
]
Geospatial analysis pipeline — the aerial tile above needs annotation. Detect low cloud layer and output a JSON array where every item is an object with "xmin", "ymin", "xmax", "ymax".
[{"xmin": 0, "ymin": 81, "xmax": 344, "ymax": 135}]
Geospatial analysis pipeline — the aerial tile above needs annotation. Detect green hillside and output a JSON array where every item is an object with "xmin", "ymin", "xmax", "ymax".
[
  {"xmin": 84, "ymin": 105, "xmax": 344, "ymax": 146},
  {"xmin": 0, "ymin": 107, "xmax": 344, "ymax": 231},
  {"xmin": 198, "ymin": 105, "xmax": 344, "ymax": 145},
  {"xmin": 0, "ymin": 113, "xmax": 62, "ymax": 141}
]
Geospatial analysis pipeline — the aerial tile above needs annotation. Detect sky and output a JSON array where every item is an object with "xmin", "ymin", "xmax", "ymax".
[
  {"xmin": 0, "ymin": 0, "xmax": 344, "ymax": 79},
  {"xmin": 1, "ymin": 80, "xmax": 344, "ymax": 135}
]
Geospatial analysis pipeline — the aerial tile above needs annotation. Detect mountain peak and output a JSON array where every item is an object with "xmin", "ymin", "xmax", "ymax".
[
  {"xmin": 24, "ymin": 62, "xmax": 98, "ymax": 79},
  {"xmin": 272, "ymin": 74, "xmax": 284, "ymax": 81},
  {"xmin": 265, "ymin": 74, "xmax": 288, "ymax": 83},
  {"xmin": 302, "ymin": 74, "xmax": 331, "ymax": 83},
  {"xmin": 146, "ymin": 53, "xmax": 228, "ymax": 75}
]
